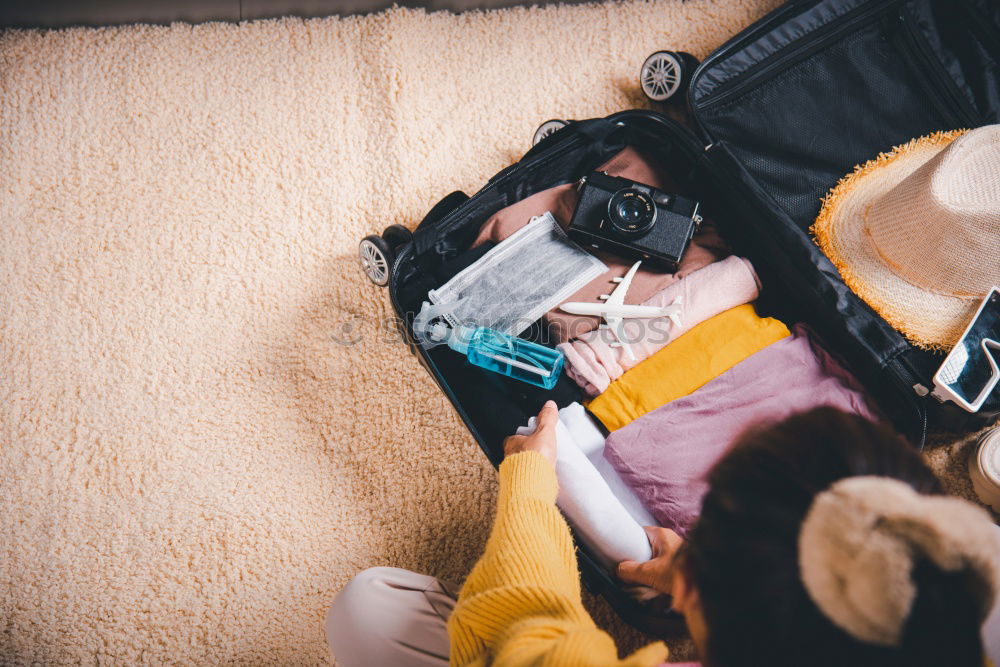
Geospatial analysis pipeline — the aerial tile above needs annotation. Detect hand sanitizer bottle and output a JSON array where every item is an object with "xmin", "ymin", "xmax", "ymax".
[
  {"xmin": 413, "ymin": 302, "xmax": 564, "ymax": 389},
  {"xmin": 448, "ymin": 325, "xmax": 563, "ymax": 389}
]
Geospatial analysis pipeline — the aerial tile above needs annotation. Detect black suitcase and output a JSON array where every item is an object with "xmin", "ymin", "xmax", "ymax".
[{"xmin": 363, "ymin": 0, "xmax": 1000, "ymax": 635}]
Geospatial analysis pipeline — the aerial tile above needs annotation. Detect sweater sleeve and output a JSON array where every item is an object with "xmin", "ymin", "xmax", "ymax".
[{"xmin": 447, "ymin": 451, "xmax": 668, "ymax": 666}]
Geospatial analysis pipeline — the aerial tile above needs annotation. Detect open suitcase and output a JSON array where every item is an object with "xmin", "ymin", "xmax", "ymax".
[{"xmin": 361, "ymin": 0, "xmax": 1000, "ymax": 635}]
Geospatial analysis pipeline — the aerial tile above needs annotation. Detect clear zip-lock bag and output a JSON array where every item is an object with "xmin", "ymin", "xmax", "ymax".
[{"xmin": 428, "ymin": 212, "xmax": 607, "ymax": 335}]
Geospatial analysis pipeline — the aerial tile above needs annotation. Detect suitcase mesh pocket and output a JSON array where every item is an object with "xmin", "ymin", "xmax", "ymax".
[{"xmin": 696, "ymin": 22, "xmax": 962, "ymax": 228}]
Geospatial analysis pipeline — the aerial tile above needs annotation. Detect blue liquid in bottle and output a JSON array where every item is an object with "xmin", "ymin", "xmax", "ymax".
[{"xmin": 449, "ymin": 326, "xmax": 563, "ymax": 389}]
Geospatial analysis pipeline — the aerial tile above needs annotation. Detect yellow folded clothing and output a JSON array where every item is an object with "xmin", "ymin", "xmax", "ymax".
[{"xmin": 586, "ymin": 304, "xmax": 790, "ymax": 432}]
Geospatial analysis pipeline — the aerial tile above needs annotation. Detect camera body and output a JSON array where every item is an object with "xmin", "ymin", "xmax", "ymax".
[{"xmin": 567, "ymin": 171, "xmax": 701, "ymax": 271}]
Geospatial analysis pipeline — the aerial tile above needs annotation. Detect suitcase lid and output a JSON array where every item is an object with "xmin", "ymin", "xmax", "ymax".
[
  {"xmin": 685, "ymin": 0, "xmax": 1000, "ymax": 424},
  {"xmin": 689, "ymin": 0, "xmax": 998, "ymax": 226}
]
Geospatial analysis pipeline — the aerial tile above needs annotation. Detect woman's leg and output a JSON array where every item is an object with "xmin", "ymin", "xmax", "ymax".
[{"xmin": 326, "ymin": 567, "xmax": 458, "ymax": 667}]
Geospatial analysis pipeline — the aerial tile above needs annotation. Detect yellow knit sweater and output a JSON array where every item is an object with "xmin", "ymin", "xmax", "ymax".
[{"xmin": 447, "ymin": 451, "xmax": 668, "ymax": 666}]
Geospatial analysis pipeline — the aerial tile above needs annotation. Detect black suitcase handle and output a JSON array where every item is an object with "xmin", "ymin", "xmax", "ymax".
[
  {"xmin": 417, "ymin": 190, "xmax": 469, "ymax": 231},
  {"xmin": 411, "ymin": 190, "xmax": 469, "ymax": 258}
]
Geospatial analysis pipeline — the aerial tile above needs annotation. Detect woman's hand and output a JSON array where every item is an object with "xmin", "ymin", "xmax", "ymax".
[
  {"xmin": 617, "ymin": 526, "xmax": 685, "ymax": 596},
  {"xmin": 503, "ymin": 400, "xmax": 559, "ymax": 468}
]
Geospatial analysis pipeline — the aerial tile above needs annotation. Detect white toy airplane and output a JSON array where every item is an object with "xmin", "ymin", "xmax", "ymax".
[{"xmin": 560, "ymin": 260, "xmax": 682, "ymax": 360}]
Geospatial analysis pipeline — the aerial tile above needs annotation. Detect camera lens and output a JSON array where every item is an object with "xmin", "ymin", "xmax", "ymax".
[{"xmin": 607, "ymin": 188, "xmax": 656, "ymax": 237}]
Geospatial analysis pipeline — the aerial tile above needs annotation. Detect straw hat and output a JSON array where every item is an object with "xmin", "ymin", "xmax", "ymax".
[{"xmin": 813, "ymin": 125, "xmax": 1000, "ymax": 350}]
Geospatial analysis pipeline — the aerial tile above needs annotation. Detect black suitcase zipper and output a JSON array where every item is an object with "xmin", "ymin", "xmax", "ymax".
[
  {"xmin": 689, "ymin": 0, "xmax": 807, "ymax": 84},
  {"xmin": 430, "ymin": 134, "xmax": 586, "ymax": 241},
  {"xmin": 894, "ymin": 7, "xmax": 982, "ymax": 128},
  {"xmin": 403, "ymin": 133, "xmax": 588, "ymax": 265},
  {"xmin": 692, "ymin": 0, "xmax": 899, "ymax": 117},
  {"xmin": 884, "ymin": 351, "xmax": 930, "ymax": 447}
]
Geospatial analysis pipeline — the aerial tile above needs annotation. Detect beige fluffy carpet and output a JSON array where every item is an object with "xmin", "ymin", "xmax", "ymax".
[{"xmin": 1, "ymin": 0, "xmax": 989, "ymax": 663}]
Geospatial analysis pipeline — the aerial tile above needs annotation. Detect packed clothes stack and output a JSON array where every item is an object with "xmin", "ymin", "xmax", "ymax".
[{"xmin": 459, "ymin": 146, "xmax": 881, "ymax": 575}]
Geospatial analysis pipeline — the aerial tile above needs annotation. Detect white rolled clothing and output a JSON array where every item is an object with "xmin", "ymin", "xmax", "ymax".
[
  {"xmin": 517, "ymin": 403, "xmax": 655, "ymax": 567},
  {"xmin": 558, "ymin": 402, "xmax": 658, "ymax": 529}
]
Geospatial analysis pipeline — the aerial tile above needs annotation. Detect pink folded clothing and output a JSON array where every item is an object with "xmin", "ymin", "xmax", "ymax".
[
  {"xmin": 471, "ymin": 146, "xmax": 730, "ymax": 342},
  {"xmin": 603, "ymin": 326, "xmax": 881, "ymax": 537},
  {"xmin": 559, "ymin": 256, "xmax": 761, "ymax": 396}
]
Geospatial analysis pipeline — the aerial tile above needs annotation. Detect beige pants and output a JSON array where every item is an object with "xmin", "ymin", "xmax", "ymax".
[
  {"xmin": 326, "ymin": 567, "xmax": 458, "ymax": 666},
  {"xmin": 328, "ymin": 564, "xmax": 1000, "ymax": 666}
]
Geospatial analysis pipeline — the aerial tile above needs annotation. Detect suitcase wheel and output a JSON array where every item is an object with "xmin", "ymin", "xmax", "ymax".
[
  {"xmin": 381, "ymin": 224, "xmax": 413, "ymax": 251},
  {"xmin": 640, "ymin": 51, "xmax": 698, "ymax": 103},
  {"xmin": 358, "ymin": 225, "xmax": 414, "ymax": 287},
  {"xmin": 531, "ymin": 119, "xmax": 568, "ymax": 147},
  {"xmin": 359, "ymin": 235, "xmax": 393, "ymax": 287}
]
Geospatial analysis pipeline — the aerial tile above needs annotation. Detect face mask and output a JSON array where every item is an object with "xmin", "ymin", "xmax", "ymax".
[{"xmin": 428, "ymin": 212, "xmax": 607, "ymax": 336}]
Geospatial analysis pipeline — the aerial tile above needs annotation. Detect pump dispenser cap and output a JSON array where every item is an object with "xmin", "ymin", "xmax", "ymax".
[
  {"xmin": 413, "ymin": 301, "xmax": 452, "ymax": 349},
  {"xmin": 413, "ymin": 301, "xmax": 476, "ymax": 353}
]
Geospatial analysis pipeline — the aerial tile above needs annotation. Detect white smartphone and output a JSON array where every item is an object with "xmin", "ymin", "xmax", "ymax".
[{"xmin": 932, "ymin": 287, "xmax": 1000, "ymax": 413}]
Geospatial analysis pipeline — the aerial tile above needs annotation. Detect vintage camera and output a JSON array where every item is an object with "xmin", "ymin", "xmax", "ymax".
[{"xmin": 567, "ymin": 171, "xmax": 701, "ymax": 271}]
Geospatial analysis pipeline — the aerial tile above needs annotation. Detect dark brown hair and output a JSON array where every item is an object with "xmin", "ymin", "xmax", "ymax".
[{"xmin": 685, "ymin": 407, "xmax": 985, "ymax": 667}]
